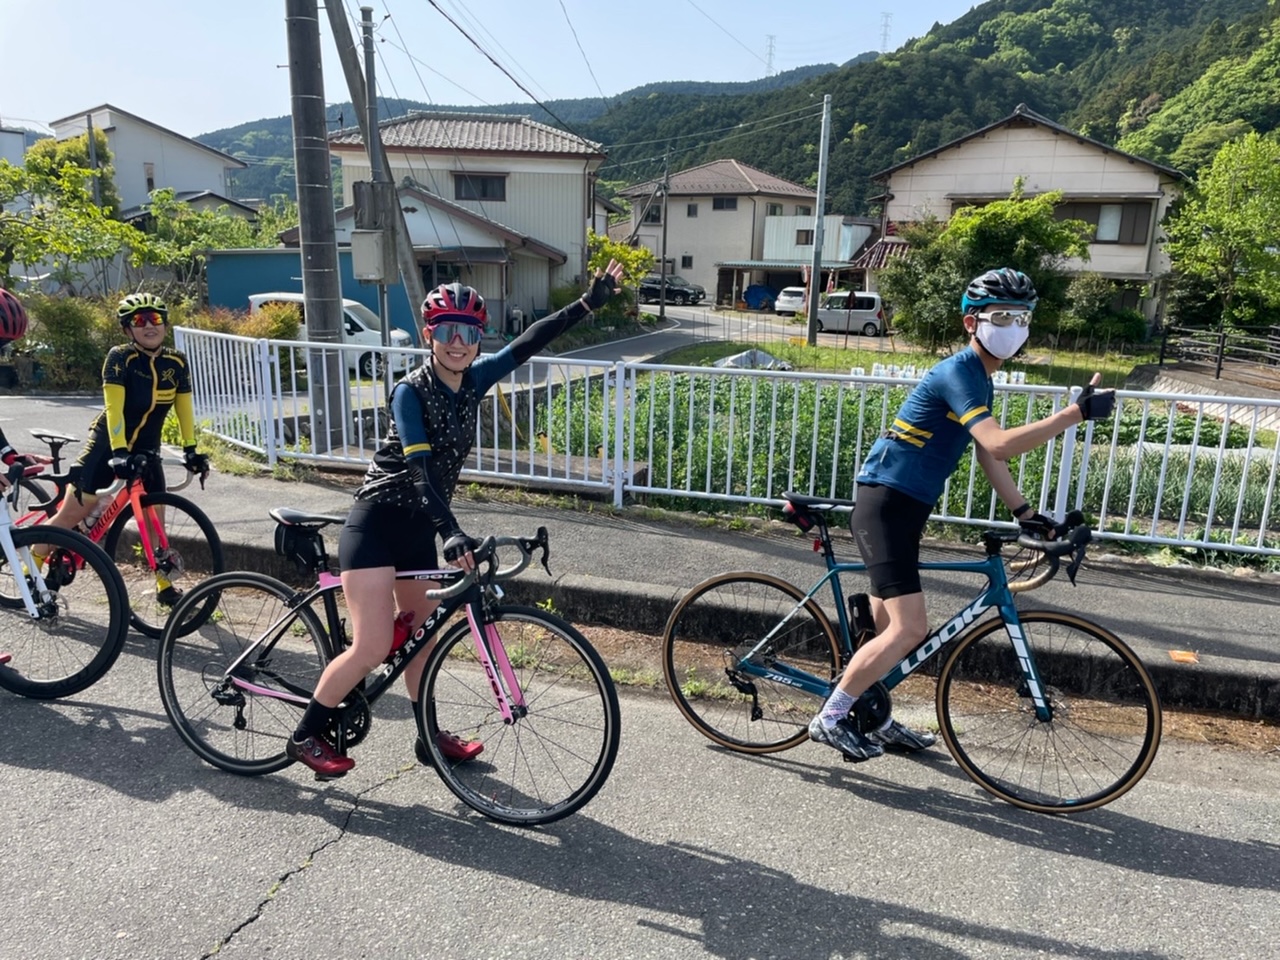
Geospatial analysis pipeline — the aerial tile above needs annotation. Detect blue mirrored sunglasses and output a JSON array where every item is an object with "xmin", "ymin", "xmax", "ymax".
[
  {"xmin": 428, "ymin": 322, "xmax": 483, "ymax": 346},
  {"xmin": 977, "ymin": 308, "xmax": 1033, "ymax": 328}
]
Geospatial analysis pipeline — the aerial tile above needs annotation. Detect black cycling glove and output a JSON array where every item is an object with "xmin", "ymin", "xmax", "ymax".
[
  {"xmin": 109, "ymin": 450, "xmax": 137, "ymax": 481},
  {"xmin": 1075, "ymin": 383, "xmax": 1116, "ymax": 421},
  {"xmin": 581, "ymin": 272, "xmax": 618, "ymax": 312},
  {"xmin": 442, "ymin": 533, "xmax": 480, "ymax": 564},
  {"xmin": 183, "ymin": 447, "xmax": 210, "ymax": 475},
  {"xmin": 1018, "ymin": 512, "xmax": 1057, "ymax": 538}
]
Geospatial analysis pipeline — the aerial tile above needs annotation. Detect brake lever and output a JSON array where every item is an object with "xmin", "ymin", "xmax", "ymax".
[{"xmin": 520, "ymin": 526, "xmax": 552, "ymax": 575}]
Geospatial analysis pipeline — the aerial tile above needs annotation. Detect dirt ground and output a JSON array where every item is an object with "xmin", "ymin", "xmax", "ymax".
[{"xmin": 583, "ymin": 626, "xmax": 1280, "ymax": 755}]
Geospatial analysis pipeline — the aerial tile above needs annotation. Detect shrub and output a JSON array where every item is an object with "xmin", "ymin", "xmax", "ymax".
[{"xmin": 22, "ymin": 294, "xmax": 118, "ymax": 389}]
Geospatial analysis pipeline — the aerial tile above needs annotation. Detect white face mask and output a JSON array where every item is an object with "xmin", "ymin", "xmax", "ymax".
[{"xmin": 976, "ymin": 322, "xmax": 1029, "ymax": 360}]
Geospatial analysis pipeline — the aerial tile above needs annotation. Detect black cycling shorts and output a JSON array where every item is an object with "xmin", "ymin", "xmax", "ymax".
[
  {"xmin": 850, "ymin": 482, "xmax": 933, "ymax": 599},
  {"xmin": 338, "ymin": 500, "xmax": 439, "ymax": 572},
  {"xmin": 74, "ymin": 430, "xmax": 165, "ymax": 496}
]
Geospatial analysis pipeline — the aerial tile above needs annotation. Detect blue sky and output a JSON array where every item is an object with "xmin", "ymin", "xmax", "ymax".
[{"xmin": 1, "ymin": 0, "xmax": 980, "ymax": 138}]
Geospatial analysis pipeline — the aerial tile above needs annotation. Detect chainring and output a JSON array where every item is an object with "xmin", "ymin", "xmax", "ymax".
[
  {"xmin": 850, "ymin": 681, "xmax": 893, "ymax": 733},
  {"xmin": 326, "ymin": 687, "xmax": 372, "ymax": 750}
]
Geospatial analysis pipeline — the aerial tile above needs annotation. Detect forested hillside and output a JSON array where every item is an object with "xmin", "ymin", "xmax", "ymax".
[{"xmin": 200, "ymin": 0, "xmax": 1280, "ymax": 213}]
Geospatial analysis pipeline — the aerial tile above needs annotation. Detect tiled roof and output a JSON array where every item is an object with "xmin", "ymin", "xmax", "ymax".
[
  {"xmin": 848, "ymin": 237, "xmax": 910, "ymax": 270},
  {"xmin": 619, "ymin": 159, "xmax": 815, "ymax": 199},
  {"xmin": 330, "ymin": 111, "xmax": 603, "ymax": 156}
]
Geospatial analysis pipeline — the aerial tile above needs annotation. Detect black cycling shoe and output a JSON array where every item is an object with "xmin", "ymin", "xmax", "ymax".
[
  {"xmin": 868, "ymin": 718, "xmax": 936, "ymax": 752},
  {"xmin": 156, "ymin": 585, "xmax": 184, "ymax": 607},
  {"xmin": 808, "ymin": 716, "xmax": 884, "ymax": 763}
]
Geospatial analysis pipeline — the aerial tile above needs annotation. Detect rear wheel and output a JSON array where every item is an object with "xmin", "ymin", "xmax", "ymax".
[
  {"xmin": 418, "ymin": 605, "xmax": 621, "ymax": 826},
  {"xmin": 936, "ymin": 611, "xmax": 1162, "ymax": 813},
  {"xmin": 0, "ymin": 526, "xmax": 129, "ymax": 699},
  {"xmin": 862, "ymin": 321, "xmax": 880, "ymax": 337},
  {"xmin": 9, "ymin": 477, "xmax": 55, "ymax": 524},
  {"xmin": 104, "ymin": 492, "xmax": 224, "ymax": 638},
  {"xmin": 157, "ymin": 571, "xmax": 330, "ymax": 775},
  {"xmin": 662, "ymin": 572, "xmax": 840, "ymax": 753}
]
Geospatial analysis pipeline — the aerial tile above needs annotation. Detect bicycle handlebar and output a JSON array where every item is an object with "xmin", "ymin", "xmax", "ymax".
[
  {"xmin": 422, "ymin": 526, "xmax": 552, "ymax": 601},
  {"xmin": 1008, "ymin": 510, "xmax": 1092, "ymax": 593}
]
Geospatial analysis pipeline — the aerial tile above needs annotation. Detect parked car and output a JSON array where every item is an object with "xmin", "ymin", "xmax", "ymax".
[
  {"xmin": 773, "ymin": 286, "xmax": 807, "ymax": 316},
  {"xmin": 814, "ymin": 290, "xmax": 885, "ymax": 337},
  {"xmin": 638, "ymin": 274, "xmax": 706, "ymax": 305},
  {"xmin": 247, "ymin": 292, "xmax": 416, "ymax": 377}
]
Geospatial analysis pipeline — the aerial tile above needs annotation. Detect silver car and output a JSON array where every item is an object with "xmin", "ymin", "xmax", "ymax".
[{"xmin": 814, "ymin": 291, "xmax": 885, "ymax": 337}]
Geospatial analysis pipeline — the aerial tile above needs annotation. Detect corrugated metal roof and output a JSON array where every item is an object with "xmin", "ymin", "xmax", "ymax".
[
  {"xmin": 620, "ymin": 159, "xmax": 815, "ymax": 199},
  {"xmin": 848, "ymin": 237, "xmax": 910, "ymax": 270},
  {"xmin": 330, "ymin": 111, "xmax": 603, "ymax": 156}
]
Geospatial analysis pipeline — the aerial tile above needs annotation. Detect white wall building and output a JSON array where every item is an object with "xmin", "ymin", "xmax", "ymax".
[{"xmin": 48, "ymin": 104, "xmax": 247, "ymax": 213}]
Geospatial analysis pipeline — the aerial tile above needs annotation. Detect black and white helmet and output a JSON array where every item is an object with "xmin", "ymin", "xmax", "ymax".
[{"xmin": 961, "ymin": 268, "xmax": 1038, "ymax": 313}]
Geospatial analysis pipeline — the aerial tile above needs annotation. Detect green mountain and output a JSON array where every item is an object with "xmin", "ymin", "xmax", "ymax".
[{"xmin": 199, "ymin": 0, "xmax": 1280, "ymax": 213}]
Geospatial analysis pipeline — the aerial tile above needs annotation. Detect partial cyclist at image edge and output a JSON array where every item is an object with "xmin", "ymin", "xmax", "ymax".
[
  {"xmin": 287, "ymin": 260, "xmax": 626, "ymax": 779},
  {"xmin": 809, "ymin": 267, "xmax": 1117, "ymax": 763},
  {"xmin": 32, "ymin": 292, "xmax": 210, "ymax": 605}
]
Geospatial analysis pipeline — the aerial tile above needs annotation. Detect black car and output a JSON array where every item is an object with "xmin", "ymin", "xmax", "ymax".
[{"xmin": 637, "ymin": 274, "xmax": 706, "ymax": 305}]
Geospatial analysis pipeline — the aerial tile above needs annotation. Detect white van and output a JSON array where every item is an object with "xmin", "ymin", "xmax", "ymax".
[
  {"xmin": 814, "ymin": 290, "xmax": 885, "ymax": 337},
  {"xmin": 247, "ymin": 292, "xmax": 416, "ymax": 377}
]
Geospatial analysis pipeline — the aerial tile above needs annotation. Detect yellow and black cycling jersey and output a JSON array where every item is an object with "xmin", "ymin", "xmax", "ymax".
[{"xmin": 90, "ymin": 343, "xmax": 196, "ymax": 452}]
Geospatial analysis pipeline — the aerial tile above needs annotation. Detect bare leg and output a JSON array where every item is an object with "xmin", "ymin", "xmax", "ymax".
[{"xmin": 312, "ymin": 566, "xmax": 397, "ymax": 707}]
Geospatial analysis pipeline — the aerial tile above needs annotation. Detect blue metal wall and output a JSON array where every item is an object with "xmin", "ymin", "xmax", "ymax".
[{"xmin": 204, "ymin": 248, "xmax": 421, "ymax": 345}]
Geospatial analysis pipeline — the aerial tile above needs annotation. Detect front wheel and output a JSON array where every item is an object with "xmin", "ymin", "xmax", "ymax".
[
  {"xmin": 936, "ymin": 611, "xmax": 1161, "ymax": 813},
  {"xmin": 157, "ymin": 571, "xmax": 331, "ymax": 775},
  {"xmin": 662, "ymin": 572, "xmax": 841, "ymax": 753},
  {"xmin": 0, "ymin": 526, "xmax": 129, "ymax": 699},
  {"xmin": 104, "ymin": 491, "xmax": 224, "ymax": 638},
  {"xmin": 418, "ymin": 605, "xmax": 621, "ymax": 826},
  {"xmin": 862, "ymin": 321, "xmax": 880, "ymax": 337}
]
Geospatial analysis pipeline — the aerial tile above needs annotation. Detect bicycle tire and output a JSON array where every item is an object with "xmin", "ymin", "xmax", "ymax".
[
  {"xmin": 157, "ymin": 571, "xmax": 330, "ymax": 775},
  {"xmin": 662, "ymin": 572, "xmax": 841, "ymax": 754},
  {"xmin": 103, "ymin": 491, "xmax": 225, "ymax": 639},
  {"xmin": 11, "ymin": 476, "xmax": 54, "ymax": 524},
  {"xmin": 936, "ymin": 610, "xmax": 1162, "ymax": 813},
  {"xmin": 418, "ymin": 605, "xmax": 621, "ymax": 826},
  {"xmin": 0, "ymin": 526, "xmax": 130, "ymax": 699}
]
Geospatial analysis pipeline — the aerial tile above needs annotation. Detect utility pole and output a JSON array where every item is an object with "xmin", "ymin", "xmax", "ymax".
[
  {"xmin": 805, "ymin": 94, "xmax": 832, "ymax": 347},
  {"xmin": 659, "ymin": 152, "xmax": 670, "ymax": 320},
  {"xmin": 361, "ymin": 6, "xmax": 395, "ymax": 399},
  {"xmin": 287, "ymin": 0, "xmax": 347, "ymax": 453},
  {"xmin": 324, "ymin": 1, "xmax": 427, "ymax": 345}
]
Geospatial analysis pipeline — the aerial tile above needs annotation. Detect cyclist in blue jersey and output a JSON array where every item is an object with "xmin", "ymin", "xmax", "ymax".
[
  {"xmin": 808, "ymin": 268, "xmax": 1117, "ymax": 762},
  {"xmin": 288, "ymin": 260, "xmax": 626, "ymax": 778}
]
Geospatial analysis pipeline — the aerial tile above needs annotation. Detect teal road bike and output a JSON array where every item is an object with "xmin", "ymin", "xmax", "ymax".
[{"xmin": 662, "ymin": 492, "xmax": 1162, "ymax": 814}]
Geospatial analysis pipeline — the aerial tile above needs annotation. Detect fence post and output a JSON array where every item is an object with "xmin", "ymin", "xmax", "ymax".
[
  {"xmin": 258, "ymin": 338, "xmax": 278, "ymax": 467},
  {"xmin": 1158, "ymin": 325, "xmax": 1169, "ymax": 366},
  {"xmin": 1055, "ymin": 386, "xmax": 1080, "ymax": 518},
  {"xmin": 1215, "ymin": 329, "xmax": 1227, "ymax": 379},
  {"xmin": 612, "ymin": 362, "xmax": 626, "ymax": 508}
]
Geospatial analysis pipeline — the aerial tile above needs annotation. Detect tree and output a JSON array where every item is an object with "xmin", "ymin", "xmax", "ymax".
[
  {"xmin": 1162, "ymin": 131, "xmax": 1280, "ymax": 330},
  {"xmin": 877, "ymin": 182, "xmax": 1092, "ymax": 350},
  {"xmin": 142, "ymin": 188, "xmax": 260, "ymax": 284},
  {"xmin": 586, "ymin": 229, "xmax": 655, "ymax": 281},
  {"xmin": 24, "ymin": 130, "xmax": 123, "ymax": 216}
]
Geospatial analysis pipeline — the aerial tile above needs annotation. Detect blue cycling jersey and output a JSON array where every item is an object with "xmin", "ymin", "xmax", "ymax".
[{"xmin": 857, "ymin": 347, "xmax": 993, "ymax": 506}]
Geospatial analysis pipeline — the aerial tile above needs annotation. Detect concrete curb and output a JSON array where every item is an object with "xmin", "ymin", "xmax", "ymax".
[{"xmin": 224, "ymin": 541, "xmax": 1278, "ymax": 721}]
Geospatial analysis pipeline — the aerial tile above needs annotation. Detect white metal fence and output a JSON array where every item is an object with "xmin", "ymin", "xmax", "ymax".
[{"xmin": 176, "ymin": 328, "xmax": 1280, "ymax": 558}]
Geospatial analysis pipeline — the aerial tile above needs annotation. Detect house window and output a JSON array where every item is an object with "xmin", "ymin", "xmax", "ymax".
[
  {"xmin": 795, "ymin": 205, "xmax": 812, "ymax": 216},
  {"xmin": 144, "ymin": 162, "xmax": 155, "ymax": 193},
  {"xmin": 687, "ymin": 203, "xmax": 698, "ymax": 217},
  {"xmin": 1055, "ymin": 201, "xmax": 1150, "ymax": 244},
  {"xmin": 681, "ymin": 255, "xmax": 693, "ymax": 269},
  {"xmin": 453, "ymin": 173, "xmax": 507, "ymax": 202},
  {"xmin": 712, "ymin": 197, "xmax": 737, "ymax": 211},
  {"xmin": 642, "ymin": 204, "xmax": 662, "ymax": 224},
  {"xmin": 796, "ymin": 229, "xmax": 815, "ymax": 245},
  {"xmin": 766, "ymin": 203, "xmax": 783, "ymax": 216}
]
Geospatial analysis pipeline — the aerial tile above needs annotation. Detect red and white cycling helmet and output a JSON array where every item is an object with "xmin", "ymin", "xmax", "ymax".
[
  {"xmin": 0, "ymin": 288, "xmax": 29, "ymax": 344},
  {"xmin": 422, "ymin": 283, "xmax": 487, "ymax": 327}
]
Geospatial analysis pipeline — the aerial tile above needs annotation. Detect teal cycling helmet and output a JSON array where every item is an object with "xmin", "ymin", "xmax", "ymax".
[{"xmin": 961, "ymin": 268, "xmax": 1038, "ymax": 313}]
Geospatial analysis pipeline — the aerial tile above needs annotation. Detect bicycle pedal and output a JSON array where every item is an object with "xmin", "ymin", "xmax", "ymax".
[
  {"xmin": 312, "ymin": 770, "xmax": 349, "ymax": 783},
  {"xmin": 840, "ymin": 753, "xmax": 873, "ymax": 764}
]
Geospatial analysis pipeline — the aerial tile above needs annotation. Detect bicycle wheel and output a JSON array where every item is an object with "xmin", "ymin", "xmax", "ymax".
[
  {"xmin": 418, "ymin": 605, "xmax": 621, "ymax": 826},
  {"xmin": 0, "ymin": 526, "xmax": 129, "ymax": 699},
  {"xmin": 662, "ymin": 572, "xmax": 841, "ymax": 753},
  {"xmin": 10, "ymin": 476, "xmax": 54, "ymax": 524},
  {"xmin": 104, "ymin": 491, "xmax": 225, "ymax": 639},
  {"xmin": 157, "ymin": 571, "xmax": 330, "ymax": 775},
  {"xmin": 936, "ymin": 611, "xmax": 1162, "ymax": 813}
]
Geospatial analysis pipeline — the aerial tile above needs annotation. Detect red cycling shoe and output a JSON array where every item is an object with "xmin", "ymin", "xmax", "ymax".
[
  {"xmin": 415, "ymin": 730, "xmax": 484, "ymax": 766},
  {"xmin": 287, "ymin": 733, "xmax": 355, "ymax": 779},
  {"xmin": 0, "ymin": 653, "xmax": 11, "ymax": 667}
]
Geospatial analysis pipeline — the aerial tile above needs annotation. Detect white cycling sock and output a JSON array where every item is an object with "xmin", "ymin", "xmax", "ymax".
[{"xmin": 818, "ymin": 689, "xmax": 857, "ymax": 729}]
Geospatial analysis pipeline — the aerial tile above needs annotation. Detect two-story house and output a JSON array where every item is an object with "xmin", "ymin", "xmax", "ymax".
[
  {"xmin": 48, "ymin": 104, "xmax": 248, "ymax": 216},
  {"xmin": 327, "ymin": 111, "xmax": 605, "ymax": 328},
  {"xmin": 862, "ymin": 103, "xmax": 1186, "ymax": 323},
  {"xmin": 618, "ymin": 160, "xmax": 829, "ymax": 304}
]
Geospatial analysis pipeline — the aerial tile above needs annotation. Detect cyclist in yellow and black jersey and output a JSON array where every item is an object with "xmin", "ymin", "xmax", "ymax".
[{"xmin": 35, "ymin": 293, "xmax": 209, "ymax": 604}]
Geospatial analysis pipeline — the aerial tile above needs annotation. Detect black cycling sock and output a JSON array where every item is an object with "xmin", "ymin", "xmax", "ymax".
[{"xmin": 294, "ymin": 700, "xmax": 339, "ymax": 741}]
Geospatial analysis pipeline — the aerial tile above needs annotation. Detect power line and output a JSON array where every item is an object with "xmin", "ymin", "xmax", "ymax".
[
  {"xmin": 556, "ymin": 0, "xmax": 611, "ymax": 111},
  {"xmin": 437, "ymin": 0, "xmax": 554, "ymax": 104},
  {"xmin": 603, "ymin": 104, "xmax": 823, "ymax": 151},
  {"xmin": 683, "ymin": 0, "xmax": 770, "ymax": 69}
]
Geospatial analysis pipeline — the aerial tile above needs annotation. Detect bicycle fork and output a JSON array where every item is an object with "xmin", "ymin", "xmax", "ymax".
[
  {"xmin": 464, "ymin": 602, "xmax": 526, "ymax": 724},
  {"xmin": 128, "ymin": 486, "xmax": 177, "ymax": 591}
]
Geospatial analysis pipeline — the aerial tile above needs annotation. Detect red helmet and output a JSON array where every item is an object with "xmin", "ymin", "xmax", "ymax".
[
  {"xmin": 422, "ymin": 283, "xmax": 486, "ymax": 327},
  {"xmin": 0, "ymin": 288, "xmax": 28, "ymax": 344}
]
